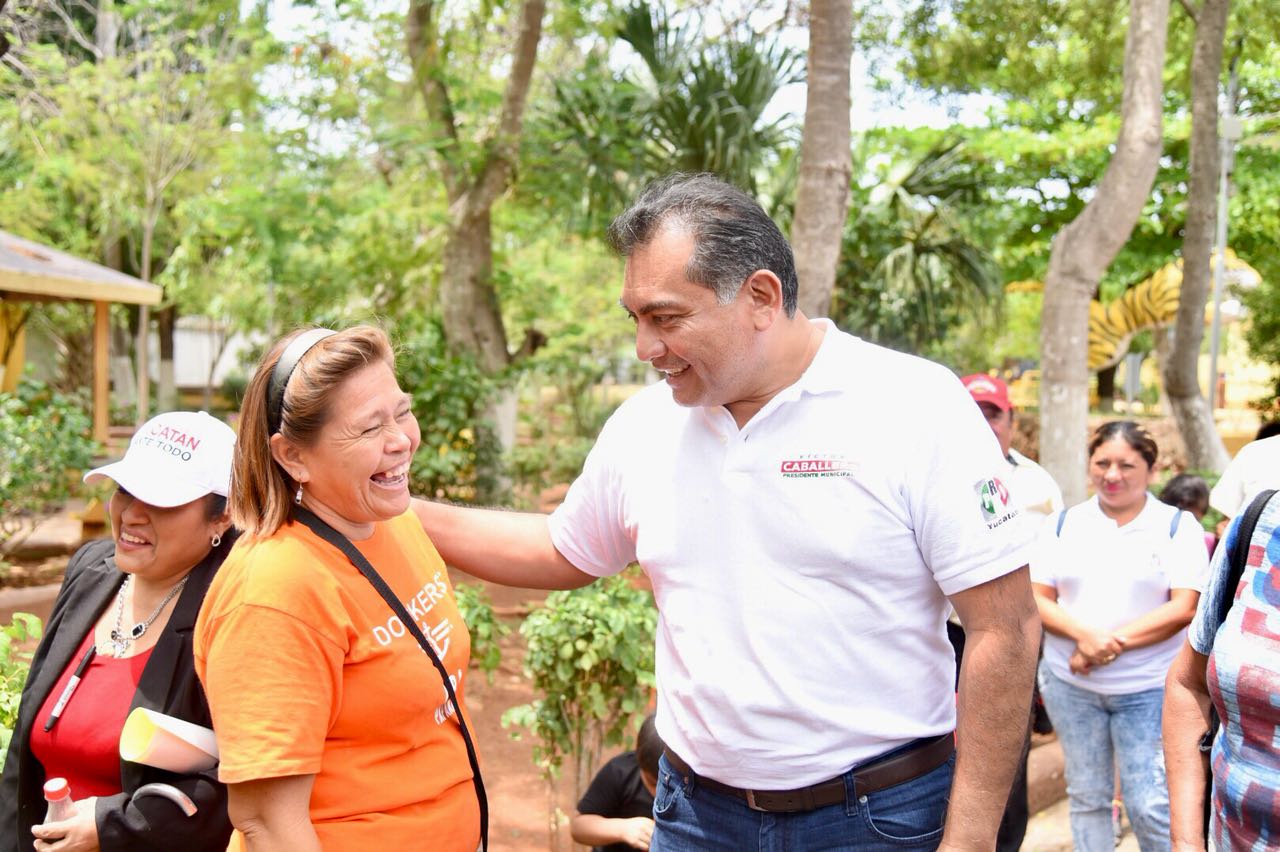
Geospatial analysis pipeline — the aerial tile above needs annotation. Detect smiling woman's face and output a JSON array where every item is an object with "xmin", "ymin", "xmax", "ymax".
[
  {"xmin": 109, "ymin": 490, "xmax": 219, "ymax": 581},
  {"xmin": 289, "ymin": 360, "xmax": 421, "ymax": 538},
  {"xmin": 1089, "ymin": 437, "xmax": 1155, "ymax": 519}
]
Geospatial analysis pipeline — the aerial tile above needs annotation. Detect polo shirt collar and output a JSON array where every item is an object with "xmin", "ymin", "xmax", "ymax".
[
  {"xmin": 1081, "ymin": 492, "xmax": 1162, "ymax": 529},
  {"xmin": 755, "ymin": 318, "xmax": 845, "ymax": 409},
  {"xmin": 698, "ymin": 319, "xmax": 846, "ymax": 429},
  {"xmin": 794, "ymin": 318, "xmax": 846, "ymax": 396}
]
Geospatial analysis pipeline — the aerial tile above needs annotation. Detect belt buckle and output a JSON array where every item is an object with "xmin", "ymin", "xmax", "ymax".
[{"xmin": 745, "ymin": 789, "xmax": 767, "ymax": 812}]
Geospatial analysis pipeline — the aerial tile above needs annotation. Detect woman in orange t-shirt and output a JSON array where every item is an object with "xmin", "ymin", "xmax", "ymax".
[{"xmin": 195, "ymin": 326, "xmax": 483, "ymax": 852}]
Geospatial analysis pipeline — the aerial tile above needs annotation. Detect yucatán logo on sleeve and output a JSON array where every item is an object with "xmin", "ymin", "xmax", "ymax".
[{"xmin": 975, "ymin": 476, "xmax": 1017, "ymax": 529}]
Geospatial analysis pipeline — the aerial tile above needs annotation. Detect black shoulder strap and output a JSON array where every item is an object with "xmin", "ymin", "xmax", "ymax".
[
  {"xmin": 293, "ymin": 507, "xmax": 488, "ymax": 852},
  {"xmin": 1217, "ymin": 489, "xmax": 1278, "ymax": 629},
  {"xmin": 1169, "ymin": 509, "xmax": 1182, "ymax": 538},
  {"xmin": 1055, "ymin": 508, "xmax": 1067, "ymax": 537}
]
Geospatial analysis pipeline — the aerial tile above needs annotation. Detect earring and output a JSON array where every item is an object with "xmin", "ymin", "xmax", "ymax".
[
  {"xmin": 210, "ymin": 532, "xmax": 222, "ymax": 548},
  {"xmin": 295, "ymin": 484, "xmax": 304, "ymax": 505}
]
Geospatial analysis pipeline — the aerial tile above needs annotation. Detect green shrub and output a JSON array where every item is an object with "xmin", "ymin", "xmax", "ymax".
[
  {"xmin": 502, "ymin": 572, "xmax": 656, "ymax": 800},
  {"xmin": 0, "ymin": 613, "xmax": 42, "ymax": 764},
  {"xmin": 0, "ymin": 380, "xmax": 99, "ymax": 552},
  {"xmin": 452, "ymin": 582, "xmax": 510, "ymax": 682},
  {"xmin": 396, "ymin": 321, "xmax": 505, "ymax": 505}
]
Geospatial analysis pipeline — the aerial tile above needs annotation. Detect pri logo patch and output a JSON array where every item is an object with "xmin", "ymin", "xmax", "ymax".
[{"xmin": 975, "ymin": 477, "xmax": 1017, "ymax": 530}]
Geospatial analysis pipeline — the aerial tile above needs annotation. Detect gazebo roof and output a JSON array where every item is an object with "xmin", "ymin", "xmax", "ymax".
[{"xmin": 0, "ymin": 229, "xmax": 161, "ymax": 305}]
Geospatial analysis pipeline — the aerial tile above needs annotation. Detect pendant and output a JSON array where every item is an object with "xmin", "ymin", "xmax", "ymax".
[
  {"xmin": 130, "ymin": 622, "xmax": 146, "ymax": 640},
  {"xmin": 108, "ymin": 629, "xmax": 131, "ymax": 657}
]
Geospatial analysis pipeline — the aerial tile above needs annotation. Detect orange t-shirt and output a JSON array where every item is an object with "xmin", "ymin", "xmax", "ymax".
[{"xmin": 194, "ymin": 510, "xmax": 480, "ymax": 852}]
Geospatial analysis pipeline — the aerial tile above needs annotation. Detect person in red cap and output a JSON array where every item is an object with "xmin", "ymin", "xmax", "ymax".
[
  {"xmin": 962, "ymin": 374, "xmax": 1063, "ymax": 519},
  {"xmin": 955, "ymin": 374, "xmax": 1063, "ymax": 852}
]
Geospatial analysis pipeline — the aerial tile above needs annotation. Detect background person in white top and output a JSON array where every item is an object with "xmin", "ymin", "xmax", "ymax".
[
  {"xmin": 1209, "ymin": 421, "xmax": 1280, "ymax": 519},
  {"xmin": 417, "ymin": 173, "xmax": 1042, "ymax": 851},
  {"xmin": 1031, "ymin": 421, "xmax": 1208, "ymax": 852},
  {"xmin": 961, "ymin": 374, "xmax": 1065, "ymax": 519},
  {"xmin": 956, "ymin": 373, "xmax": 1064, "ymax": 852}
]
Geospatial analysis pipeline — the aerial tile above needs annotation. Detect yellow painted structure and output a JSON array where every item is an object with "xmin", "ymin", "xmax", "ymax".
[{"xmin": 1006, "ymin": 249, "xmax": 1262, "ymax": 372}]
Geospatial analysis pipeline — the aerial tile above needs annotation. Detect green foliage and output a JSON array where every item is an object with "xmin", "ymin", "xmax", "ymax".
[
  {"xmin": 0, "ymin": 613, "xmax": 42, "ymax": 764},
  {"xmin": 525, "ymin": 0, "xmax": 801, "ymax": 222},
  {"xmin": 452, "ymin": 582, "xmax": 510, "ymax": 683},
  {"xmin": 835, "ymin": 139, "xmax": 1002, "ymax": 361},
  {"xmin": 396, "ymin": 320, "xmax": 505, "ymax": 505},
  {"xmin": 501, "ymin": 573, "xmax": 657, "ymax": 796},
  {"xmin": 0, "ymin": 381, "xmax": 98, "ymax": 551}
]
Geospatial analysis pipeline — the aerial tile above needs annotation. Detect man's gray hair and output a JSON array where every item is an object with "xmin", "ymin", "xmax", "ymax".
[{"xmin": 607, "ymin": 173, "xmax": 799, "ymax": 317}]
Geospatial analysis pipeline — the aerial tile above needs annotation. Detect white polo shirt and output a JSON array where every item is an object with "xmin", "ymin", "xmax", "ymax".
[
  {"xmin": 1210, "ymin": 436, "xmax": 1280, "ymax": 517},
  {"xmin": 1007, "ymin": 448, "xmax": 1064, "ymax": 519},
  {"xmin": 1030, "ymin": 495, "xmax": 1208, "ymax": 695},
  {"xmin": 548, "ymin": 321, "xmax": 1033, "ymax": 787}
]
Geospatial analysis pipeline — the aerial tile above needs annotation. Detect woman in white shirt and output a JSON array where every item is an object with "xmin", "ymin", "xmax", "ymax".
[{"xmin": 1031, "ymin": 421, "xmax": 1208, "ymax": 852}]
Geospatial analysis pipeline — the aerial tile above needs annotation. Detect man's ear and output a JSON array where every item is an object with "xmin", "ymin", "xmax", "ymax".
[
  {"xmin": 269, "ymin": 433, "xmax": 309, "ymax": 484},
  {"xmin": 743, "ymin": 269, "xmax": 784, "ymax": 330}
]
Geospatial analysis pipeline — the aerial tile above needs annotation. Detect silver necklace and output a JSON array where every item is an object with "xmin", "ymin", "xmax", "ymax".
[{"xmin": 107, "ymin": 574, "xmax": 188, "ymax": 658}]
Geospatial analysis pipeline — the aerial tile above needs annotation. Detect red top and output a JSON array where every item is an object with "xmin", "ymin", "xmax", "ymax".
[{"xmin": 29, "ymin": 631, "xmax": 152, "ymax": 798}]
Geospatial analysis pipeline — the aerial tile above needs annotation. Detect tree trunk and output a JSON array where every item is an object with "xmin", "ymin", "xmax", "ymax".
[
  {"xmin": 1161, "ymin": 0, "xmax": 1231, "ymax": 474},
  {"xmin": 157, "ymin": 304, "xmax": 178, "ymax": 411},
  {"xmin": 110, "ymin": 321, "xmax": 137, "ymax": 409},
  {"xmin": 441, "ymin": 207, "xmax": 511, "ymax": 375},
  {"xmin": 407, "ymin": 0, "xmax": 547, "ymax": 477},
  {"xmin": 1040, "ymin": 0, "xmax": 1170, "ymax": 504},
  {"xmin": 95, "ymin": 1, "xmax": 120, "ymax": 58},
  {"xmin": 792, "ymin": 0, "xmax": 853, "ymax": 319}
]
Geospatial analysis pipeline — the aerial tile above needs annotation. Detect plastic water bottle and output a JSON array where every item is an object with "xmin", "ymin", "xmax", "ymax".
[{"xmin": 43, "ymin": 777, "xmax": 76, "ymax": 823}]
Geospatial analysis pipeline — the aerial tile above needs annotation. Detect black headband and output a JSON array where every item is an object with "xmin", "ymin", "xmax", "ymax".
[{"xmin": 267, "ymin": 328, "xmax": 337, "ymax": 435}]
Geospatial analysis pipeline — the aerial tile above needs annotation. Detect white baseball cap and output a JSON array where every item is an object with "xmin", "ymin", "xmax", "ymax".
[{"xmin": 83, "ymin": 411, "xmax": 235, "ymax": 508}]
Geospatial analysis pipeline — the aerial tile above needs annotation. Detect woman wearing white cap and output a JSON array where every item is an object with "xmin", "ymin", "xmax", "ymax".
[{"xmin": 0, "ymin": 411, "xmax": 237, "ymax": 852}]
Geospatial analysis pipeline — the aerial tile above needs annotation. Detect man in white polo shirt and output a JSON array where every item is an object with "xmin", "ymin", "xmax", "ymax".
[
  {"xmin": 417, "ymin": 174, "xmax": 1041, "ymax": 851},
  {"xmin": 1210, "ymin": 424, "xmax": 1280, "ymax": 520}
]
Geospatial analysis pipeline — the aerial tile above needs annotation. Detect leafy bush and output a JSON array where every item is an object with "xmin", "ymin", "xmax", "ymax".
[
  {"xmin": 396, "ymin": 321, "xmax": 506, "ymax": 505},
  {"xmin": 452, "ymin": 582, "xmax": 510, "ymax": 682},
  {"xmin": 501, "ymin": 572, "xmax": 656, "ymax": 800},
  {"xmin": 0, "ymin": 613, "xmax": 42, "ymax": 764},
  {"xmin": 0, "ymin": 380, "xmax": 99, "ymax": 552}
]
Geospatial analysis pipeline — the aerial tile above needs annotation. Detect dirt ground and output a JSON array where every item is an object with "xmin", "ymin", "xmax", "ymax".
[{"xmin": 452, "ymin": 571, "xmax": 588, "ymax": 852}]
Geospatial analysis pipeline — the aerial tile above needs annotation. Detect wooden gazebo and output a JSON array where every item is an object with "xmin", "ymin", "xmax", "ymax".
[{"xmin": 0, "ymin": 229, "xmax": 161, "ymax": 444}]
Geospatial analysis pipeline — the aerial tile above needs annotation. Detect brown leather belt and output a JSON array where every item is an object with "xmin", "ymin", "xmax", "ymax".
[{"xmin": 662, "ymin": 733, "xmax": 954, "ymax": 814}]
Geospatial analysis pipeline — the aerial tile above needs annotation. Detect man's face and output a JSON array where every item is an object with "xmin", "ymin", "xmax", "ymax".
[
  {"xmin": 620, "ymin": 226, "xmax": 760, "ymax": 410},
  {"xmin": 978, "ymin": 401, "xmax": 1014, "ymax": 456}
]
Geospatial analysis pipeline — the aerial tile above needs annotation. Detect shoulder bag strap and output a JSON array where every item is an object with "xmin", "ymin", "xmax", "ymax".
[
  {"xmin": 1200, "ymin": 488, "xmax": 1278, "ymax": 760},
  {"xmin": 293, "ymin": 507, "xmax": 488, "ymax": 852},
  {"xmin": 1218, "ymin": 488, "xmax": 1277, "ymax": 628}
]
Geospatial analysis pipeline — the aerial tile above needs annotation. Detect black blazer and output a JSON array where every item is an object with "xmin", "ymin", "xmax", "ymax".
[{"xmin": 0, "ymin": 534, "xmax": 236, "ymax": 852}]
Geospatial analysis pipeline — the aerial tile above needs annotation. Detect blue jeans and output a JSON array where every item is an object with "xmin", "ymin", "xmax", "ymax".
[
  {"xmin": 1039, "ymin": 668, "xmax": 1170, "ymax": 852},
  {"xmin": 650, "ymin": 747, "xmax": 954, "ymax": 851}
]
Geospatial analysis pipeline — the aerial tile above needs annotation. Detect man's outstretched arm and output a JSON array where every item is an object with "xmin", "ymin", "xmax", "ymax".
[
  {"xmin": 942, "ymin": 566, "xmax": 1041, "ymax": 851},
  {"xmin": 413, "ymin": 498, "xmax": 596, "ymax": 590}
]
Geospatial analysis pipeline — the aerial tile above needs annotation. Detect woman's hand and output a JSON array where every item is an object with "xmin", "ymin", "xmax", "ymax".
[
  {"xmin": 31, "ymin": 797, "xmax": 100, "ymax": 852},
  {"xmin": 1068, "ymin": 651, "xmax": 1093, "ymax": 674},
  {"xmin": 1075, "ymin": 631, "xmax": 1124, "ymax": 666}
]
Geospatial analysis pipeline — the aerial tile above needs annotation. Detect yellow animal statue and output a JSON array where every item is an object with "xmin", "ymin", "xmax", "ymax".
[{"xmin": 1007, "ymin": 249, "xmax": 1261, "ymax": 372}]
